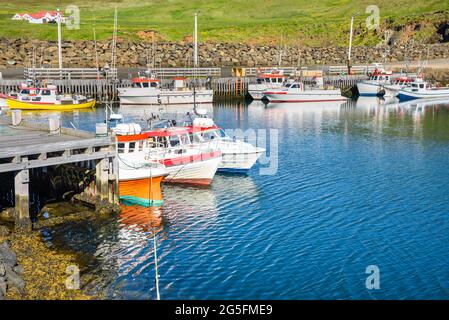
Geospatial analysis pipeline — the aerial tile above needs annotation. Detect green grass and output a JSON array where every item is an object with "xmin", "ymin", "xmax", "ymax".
[{"xmin": 0, "ymin": 0, "xmax": 448, "ymax": 46}]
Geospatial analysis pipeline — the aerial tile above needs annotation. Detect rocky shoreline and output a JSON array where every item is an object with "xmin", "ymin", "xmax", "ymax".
[
  {"xmin": 0, "ymin": 200, "xmax": 120, "ymax": 300},
  {"xmin": 0, "ymin": 38, "xmax": 448, "ymax": 68}
]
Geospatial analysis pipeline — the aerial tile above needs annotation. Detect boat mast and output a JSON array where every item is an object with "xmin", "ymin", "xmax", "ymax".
[
  {"xmin": 193, "ymin": 13, "xmax": 198, "ymax": 68},
  {"xmin": 111, "ymin": 7, "xmax": 118, "ymax": 75},
  {"xmin": 57, "ymin": 7, "xmax": 63, "ymax": 69},
  {"xmin": 347, "ymin": 13, "xmax": 359, "ymax": 75}
]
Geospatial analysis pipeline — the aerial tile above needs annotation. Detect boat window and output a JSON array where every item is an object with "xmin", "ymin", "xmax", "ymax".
[
  {"xmin": 190, "ymin": 133, "xmax": 203, "ymax": 143},
  {"xmin": 142, "ymin": 82, "xmax": 149, "ymax": 88},
  {"xmin": 419, "ymin": 84, "xmax": 424, "ymax": 89},
  {"xmin": 20, "ymin": 89, "xmax": 30, "ymax": 94},
  {"xmin": 291, "ymin": 84, "xmax": 299, "ymax": 88},
  {"xmin": 151, "ymin": 82, "xmax": 158, "ymax": 88},
  {"xmin": 147, "ymin": 137, "xmax": 157, "ymax": 148},
  {"xmin": 117, "ymin": 143, "xmax": 125, "ymax": 154},
  {"xmin": 202, "ymin": 131, "xmax": 216, "ymax": 141},
  {"xmin": 256, "ymin": 79, "xmax": 262, "ymax": 84},
  {"xmin": 216, "ymin": 129, "xmax": 228, "ymax": 138},
  {"xmin": 179, "ymin": 134, "xmax": 190, "ymax": 145},
  {"xmin": 169, "ymin": 135, "xmax": 181, "ymax": 147},
  {"xmin": 41, "ymin": 89, "xmax": 51, "ymax": 96},
  {"xmin": 129, "ymin": 142, "xmax": 136, "ymax": 153},
  {"xmin": 284, "ymin": 83, "xmax": 292, "ymax": 88}
]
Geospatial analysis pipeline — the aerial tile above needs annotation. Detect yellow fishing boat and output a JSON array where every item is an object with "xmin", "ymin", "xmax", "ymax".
[{"xmin": 6, "ymin": 98, "xmax": 96, "ymax": 111}]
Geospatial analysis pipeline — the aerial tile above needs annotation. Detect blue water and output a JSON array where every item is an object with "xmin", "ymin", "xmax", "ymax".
[{"xmin": 24, "ymin": 98, "xmax": 449, "ymax": 300}]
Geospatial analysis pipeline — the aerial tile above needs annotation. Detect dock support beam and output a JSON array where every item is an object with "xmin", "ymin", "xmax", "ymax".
[
  {"xmin": 14, "ymin": 168, "xmax": 31, "ymax": 231},
  {"xmin": 95, "ymin": 155, "xmax": 118, "ymax": 204}
]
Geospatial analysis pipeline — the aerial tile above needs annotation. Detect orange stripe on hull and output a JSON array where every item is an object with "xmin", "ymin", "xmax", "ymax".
[{"xmin": 119, "ymin": 176, "xmax": 164, "ymax": 201}]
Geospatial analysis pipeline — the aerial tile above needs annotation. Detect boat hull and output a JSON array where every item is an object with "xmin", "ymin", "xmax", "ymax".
[
  {"xmin": 264, "ymin": 90, "xmax": 346, "ymax": 102},
  {"xmin": 357, "ymin": 82, "xmax": 385, "ymax": 97},
  {"xmin": 164, "ymin": 155, "xmax": 221, "ymax": 186},
  {"xmin": 7, "ymin": 99, "xmax": 96, "ymax": 110},
  {"xmin": 118, "ymin": 88, "xmax": 214, "ymax": 105},
  {"xmin": 398, "ymin": 89, "xmax": 449, "ymax": 101},
  {"xmin": 247, "ymin": 89, "xmax": 266, "ymax": 100},
  {"xmin": 219, "ymin": 151, "xmax": 264, "ymax": 172},
  {"xmin": 118, "ymin": 163, "xmax": 168, "ymax": 207}
]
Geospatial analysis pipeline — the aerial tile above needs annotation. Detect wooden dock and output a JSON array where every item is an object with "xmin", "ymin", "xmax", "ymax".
[{"xmin": 0, "ymin": 113, "xmax": 118, "ymax": 230}]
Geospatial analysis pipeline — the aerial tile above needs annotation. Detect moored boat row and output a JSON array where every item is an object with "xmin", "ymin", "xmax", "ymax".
[{"xmin": 112, "ymin": 113, "xmax": 265, "ymax": 207}]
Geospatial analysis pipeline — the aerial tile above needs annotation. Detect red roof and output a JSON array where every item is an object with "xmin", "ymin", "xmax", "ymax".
[{"xmin": 26, "ymin": 11, "xmax": 63, "ymax": 19}]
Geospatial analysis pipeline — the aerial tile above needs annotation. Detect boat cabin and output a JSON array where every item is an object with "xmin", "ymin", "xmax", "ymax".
[
  {"xmin": 115, "ymin": 124, "xmax": 220, "ymax": 155},
  {"xmin": 255, "ymin": 72, "xmax": 287, "ymax": 85},
  {"xmin": 131, "ymin": 78, "xmax": 160, "ymax": 89}
]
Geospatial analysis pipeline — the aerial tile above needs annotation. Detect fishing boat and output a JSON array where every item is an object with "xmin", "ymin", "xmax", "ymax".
[
  {"xmin": 117, "ymin": 72, "xmax": 213, "ymax": 105},
  {"xmin": 113, "ymin": 123, "xmax": 222, "ymax": 186},
  {"xmin": 247, "ymin": 69, "xmax": 288, "ymax": 100},
  {"xmin": 6, "ymin": 84, "xmax": 95, "ymax": 110},
  {"xmin": 398, "ymin": 78, "xmax": 449, "ymax": 101},
  {"xmin": 383, "ymin": 76, "xmax": 414, "ymax": 98},
  {"xmin": 188, "ymin": 117, "xmax": 266, "ymax": 173},
  {"xmin": 357, "ymin": 64, "xmax": 393, "ymax": 96},
  {"xmin": 263, "ymin": 78, "xmax": 347, "ymax": 103}
]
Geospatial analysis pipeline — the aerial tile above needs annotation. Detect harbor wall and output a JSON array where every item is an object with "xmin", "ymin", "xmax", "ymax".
[{"xmin": 0, "ymin": 38, "xmax": 448, "ymax": 69}]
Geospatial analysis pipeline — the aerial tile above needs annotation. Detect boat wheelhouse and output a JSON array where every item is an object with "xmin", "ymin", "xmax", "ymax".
[
  {"xmin": 114, "ymin": 123, "xmax": 222, "ymax": 185},
  {"xmin": 186, "ymin": 117, "xmax": 266, "ymax": 173},
  {"xmin": 248, "ymin": 70, "xmax": 289, "ymax": 100}
]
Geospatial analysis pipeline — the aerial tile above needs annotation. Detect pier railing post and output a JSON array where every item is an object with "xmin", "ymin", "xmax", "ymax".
[
  {"xmin": 96, "ymin": 157, "xmax": 110, "ymax": 202},
  {"xmin": 14, "ymin": 167, "xmax": 31, "ymax": 232}
]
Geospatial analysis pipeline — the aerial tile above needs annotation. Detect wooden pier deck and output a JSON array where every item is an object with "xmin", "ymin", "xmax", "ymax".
[{"xmin": 0, "ymin": 115, "xmax": 118, "ymax": 230}]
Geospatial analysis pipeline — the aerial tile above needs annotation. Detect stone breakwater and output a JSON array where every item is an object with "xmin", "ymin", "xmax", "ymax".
[{"xmin": 0, "ymin": 38, "xmax": 448, "ymax": 68}]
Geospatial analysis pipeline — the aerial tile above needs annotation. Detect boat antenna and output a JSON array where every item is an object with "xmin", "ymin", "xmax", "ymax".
[{"xmin": 153, "ymin": 227, "xmax": 161, "ymax": 300}]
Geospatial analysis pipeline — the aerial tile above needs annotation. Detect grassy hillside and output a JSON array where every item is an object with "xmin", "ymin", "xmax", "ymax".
[{"xmin": 0, "ymin": 0, "xmax": 448, "ymax": 46}]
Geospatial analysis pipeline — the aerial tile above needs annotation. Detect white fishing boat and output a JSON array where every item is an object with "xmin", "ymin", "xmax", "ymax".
[
  {"xmin": 398, "ymin": 78, "xmax": 449, "ymax": 101},
  {"xmin": 188, "ymin": 117, "xmax": 266, "ymax": 173},
  {"xmin": 263, "ymin": 78, "xmax": 347, "ymax": 103},
  {"xmin": 247, "ymin": 70, "xmax": 288, "ymax": 100},
  {"xmin": 383, "ymin": 76, "xmax": 414, "ymax": 98},
  {"xmin": 114, "ymin": 123, "xmax": 221, "ymax": 186},
  {"xmin": 118, "ymin": 73, "xmax": 213, "ymax": 105},
  {"xmin": 357, "ymin": 64, "xmax": 393, "ymax": 96}
]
